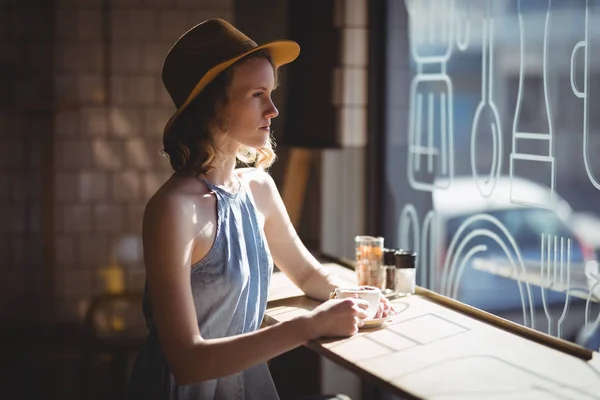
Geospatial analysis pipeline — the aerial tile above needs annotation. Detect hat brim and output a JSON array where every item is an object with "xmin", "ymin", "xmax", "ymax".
[{"xmin": 162, "ymin": 40, "xmax": 300, "ymax": 139}]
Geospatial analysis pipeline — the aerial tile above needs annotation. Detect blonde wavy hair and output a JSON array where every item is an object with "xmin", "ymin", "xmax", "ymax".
[{"xmin": 162, "ymin": 50, "xmax": 278, "ymax": 176}]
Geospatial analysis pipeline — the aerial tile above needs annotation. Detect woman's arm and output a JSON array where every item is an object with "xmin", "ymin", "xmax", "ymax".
[
  {"xmin": 143, "ymin": 192, "xmax": 368, "ymax": 385},
  {"xmin": 254, "ymin": 170, "xmax": 395, "ymax": 317},
  {"xmin": 251, "ymin": 170, "xmax": 347, "ymax": 300},
  {"xmin": 180, "ymin": 298, "xmax": 365, "ymax": 384}
]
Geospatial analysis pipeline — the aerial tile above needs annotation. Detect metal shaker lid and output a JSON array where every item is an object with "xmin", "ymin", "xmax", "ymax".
[
  {"xmin": 395, "ymin": 250, "xmax": 416, "ymax": 269},
  {"xmin": 383, "ymin": 248, "xmax": 397, "ymax": 266}
]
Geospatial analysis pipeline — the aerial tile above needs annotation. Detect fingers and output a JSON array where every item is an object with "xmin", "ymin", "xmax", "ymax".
[
  {"xmin": 354, "ymin": 316, "xmax": 364, "ymax": 328},
  {"xmin": 355, "ymin": 306, "xmax": 368, "ymax": 320},
  {"xmin": 379, "ymin": 297, "xmax": 399, "ymax": 317},
  {"xmin": 351, "ymin": 315, "xmax": 363, "ymax": 336},
  {"xmin": 354, "ymin": 299, "xmax": 370, "ymax": 310},
  {"xmin": 383, "ymin": 297, "xmax": 391, "ymax": 310},
  {"xmin": 337, "ymin": 298, "xmax": 368, "ymax": 321},
  {"xmin": 339, "ymin": 298, "xmax": 369, "ymax": 311},
  {"xmin": 375, "ymin": 297, "xmax": 385, "ymax": 318},
  {"xmin": 384, "ymin": 298, "xmax": 399, "ymax": 315}
]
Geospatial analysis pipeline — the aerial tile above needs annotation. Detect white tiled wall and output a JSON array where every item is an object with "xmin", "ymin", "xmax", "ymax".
[
  {"xmin": 332, "ymin": 0, "xmax": 368, "ymax": 148},
  {"xmin": 48, "ymin": 0, "xmax": 235, "ymax": 321},
  {"xmin": 320, "ymin": 1, "xmax": 370, "ymax": 397}
]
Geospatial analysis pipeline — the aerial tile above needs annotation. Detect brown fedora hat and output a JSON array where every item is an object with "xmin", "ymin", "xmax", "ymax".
[{"xmin": 161, "ymin": 18, "xmax": 300, "ymax": 139}]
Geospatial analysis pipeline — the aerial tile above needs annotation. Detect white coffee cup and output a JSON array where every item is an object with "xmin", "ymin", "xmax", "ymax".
[{"xmin": 334, "ymin": 285, "xmax": 382, "ymax": 320}]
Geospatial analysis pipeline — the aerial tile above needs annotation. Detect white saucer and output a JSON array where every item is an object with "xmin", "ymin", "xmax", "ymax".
[{"xmin": 361, "ymin": 317, "xmax": 390, "ymax": 329}]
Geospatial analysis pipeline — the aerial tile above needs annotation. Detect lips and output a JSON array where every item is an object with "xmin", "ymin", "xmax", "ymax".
[{"xmin": 259, "ymin": 125, "xmax": 270, "ymax": 131}]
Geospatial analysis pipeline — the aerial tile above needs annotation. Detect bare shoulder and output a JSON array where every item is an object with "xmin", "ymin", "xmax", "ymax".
[
  {"xmin": 146, "ymin": 175, "xmax": 209, "ymax": 215},
  {"xmin": 236, "ymin": 167, "xmax": 274, "ymax": 186},
  {"xmin": 143, "ymin": 174, "xmax": 216, "ymax": 240},
  {"xmin": 236, "ymin": 167, "xmax": 279, "ymax": 216},
  {"xmin": 236, "ymin": 167, "xmax": 278, "ymax": 195}
]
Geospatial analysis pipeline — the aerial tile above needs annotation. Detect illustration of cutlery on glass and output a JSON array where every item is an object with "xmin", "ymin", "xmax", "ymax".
[
  {"xmin": 471, "ymin": 0, "xmax": 502, "ymax": 198},
  {"xmin": 570, "ymin": 0, "xmax": 599, "ymax": 191},
  {"xmin": 455, "ymin": 0, "xmax": 471, "ymax": 52},
  {"xmin": 540, "ymin": 234, "xmax": 571, "ymax": 338},
  {"xmin": 510, "ymin": 0, "xmax": 555, "ymax": 209},
  {"xmin": 397, "ymin": 204, "xmax": 437, "ymax": 290},
  {"xmin": 406, "ymin": 0, "xmax": 455, "ymax": 191}
]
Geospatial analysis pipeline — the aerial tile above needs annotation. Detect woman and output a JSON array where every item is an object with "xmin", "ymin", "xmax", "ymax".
[{"xmin": 127, "ymin": 19, "xmax": 393, "ymax": 399}]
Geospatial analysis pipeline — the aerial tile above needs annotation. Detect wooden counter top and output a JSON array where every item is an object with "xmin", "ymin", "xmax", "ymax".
[{"xmin": 266, "ymin": 264, "xmax": 600, "ymax": 400}]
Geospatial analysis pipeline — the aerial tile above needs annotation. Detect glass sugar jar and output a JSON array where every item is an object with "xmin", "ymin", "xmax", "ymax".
[{"xmin": 395, "ymin": 250, "xmax": 417, "ymax": 296}]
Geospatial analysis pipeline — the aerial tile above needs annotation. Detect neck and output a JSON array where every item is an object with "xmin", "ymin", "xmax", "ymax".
[
  {"xmin": 201, "ymin": 134, "xmax": 241, "ymax": 186},
  {"xmin": 198, "ymin": 132, "xmax": 243, "ymax": 186},
  {"xmin": 202, "ymin": 154, "xmax": 238, "ymax": 186}
]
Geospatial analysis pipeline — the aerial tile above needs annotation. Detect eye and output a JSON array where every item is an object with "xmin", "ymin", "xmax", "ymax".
[{"xmin": 253, "ymin": 91, "xmax": 264, "ymax": 98}]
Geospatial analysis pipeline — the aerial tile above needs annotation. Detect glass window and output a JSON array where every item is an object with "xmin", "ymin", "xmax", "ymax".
[{"xmin": 382, "ymin": 0, "xmax": 600, "ymax": 350}]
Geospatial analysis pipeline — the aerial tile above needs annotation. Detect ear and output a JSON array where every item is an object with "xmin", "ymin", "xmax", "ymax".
[{"xmin": 215, "ymin": 115, "xmax": 230, "ymax": 134}]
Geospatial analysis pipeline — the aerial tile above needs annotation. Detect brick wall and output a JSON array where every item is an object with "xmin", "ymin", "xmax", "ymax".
[
  {"xmin": 0, "ymin": 0, "xmax": 234, "ymax": 324},
  {"xmin": 52, "ymin": 0, "xmax": 234, "ymax": 321},
  {"xmin": 0, "ymin": 0, "xmax": 54, "ymax": 322},
  {"xmin": 321, "ymin": 0, "xmax": 368, "ymax": 260},
  {"xmin": 2, "ymin": 0, "xmax": 357, "ymax": 324}
]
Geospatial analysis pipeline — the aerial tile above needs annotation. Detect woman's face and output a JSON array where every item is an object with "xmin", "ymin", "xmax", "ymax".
[{"xmin": 220, "ymin": 57, "xmax": 279, "ymax": 149}]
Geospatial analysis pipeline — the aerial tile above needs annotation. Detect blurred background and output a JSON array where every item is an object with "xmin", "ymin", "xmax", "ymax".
[
  {"xmin": 1, "ymin": 0, "xmax": 600, "ymax": 399},
  {"xmin": 0, "ymin": 0, "xmax": 369, "ymax": 398}
]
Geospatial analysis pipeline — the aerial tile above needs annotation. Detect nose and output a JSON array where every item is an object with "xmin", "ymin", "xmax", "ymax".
[{"xmin": 265, "ymin": 99, "xmax": 279, "ymax": 119}]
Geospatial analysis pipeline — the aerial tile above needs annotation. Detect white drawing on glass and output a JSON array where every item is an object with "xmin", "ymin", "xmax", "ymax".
[
  {"xmin": 398, "ymin": 204, "xmax": 436, "ymax": 289},
  {"xmin": 470, "ymin": 0, "xmax": 502, "ymax": 198},
  {"xmin": 510, "ymin": 0, "xmax": 556, "ymax": 209},
  {"xmin": 570, "ymin": 0, "xmax": 599, "ymax": 190},
  {"xmin": 398, "ymin": 203, "xmax": 420, "ymax": 258},
  {"xmin": 440, "ymin": 214, "xmax": 535, "ymax": 329},
  {"xmin": 420, "ymin": 210, "xmax": 437, "ymax": 290},
  {"xmin": 405, "ymin": 0, "xmax": 455, "ymax": 191},
  {"xmin": 540, "ymin": 234, "xmax": 571, "ymax": 338},
  {"xmin": 455, "ymin": 0, "xmax": 471, "ymax": 51},
  {"xmin": 584, "ymin": 260, "xmax": 600, "ymax": 332}
]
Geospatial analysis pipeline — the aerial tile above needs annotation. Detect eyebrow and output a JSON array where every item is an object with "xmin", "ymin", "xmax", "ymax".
[{"xmin": 252, "ymin": 85, "xmax": 278, "ymax": 92}]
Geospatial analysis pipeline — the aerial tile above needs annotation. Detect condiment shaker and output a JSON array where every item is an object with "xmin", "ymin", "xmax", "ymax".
[
  {"xmin": 355, "ymin": 236, "xmax": 384, "ymax": 288},
  {"xmin": 382, "ymin": 248, "xmax": 398, "ymax": 295},
  {"xmin": 395, "ymin": 250, "xmax": 416, "ymax": 296}
]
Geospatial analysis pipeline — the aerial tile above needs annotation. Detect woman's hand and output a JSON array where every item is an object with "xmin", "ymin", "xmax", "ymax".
[
  {"xmin": 304, "ymin": 298, "xmax": 369, "ymax": 339},
  {"xmin": 374, "ymin": 296, "xmax": 397, "ymax": 319}
]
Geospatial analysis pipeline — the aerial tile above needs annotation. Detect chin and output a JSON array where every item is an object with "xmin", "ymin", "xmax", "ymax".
[
  {"xmin": 253, "ymin": 135, "xmax": 270, "ymax": 149},
  {"xmin": 234, "ymin": 131, "xmax": 270, "ymax": 150}
]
